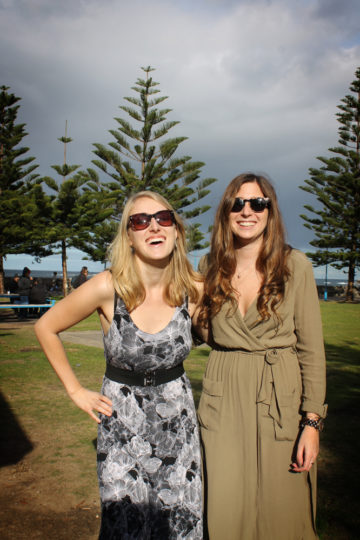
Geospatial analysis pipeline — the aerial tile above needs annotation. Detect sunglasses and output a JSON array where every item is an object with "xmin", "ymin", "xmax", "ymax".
[
  {"xmin": 231, "ymin": 197, "xmax": 271, "ymax": 213},
  {"xmin": 128, "ymin": 210, "xmax": 175, "ymax": 231}
]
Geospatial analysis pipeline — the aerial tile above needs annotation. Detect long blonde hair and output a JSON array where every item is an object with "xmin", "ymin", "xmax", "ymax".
[
  {"xmin": 198, "ymin": 173, "xmax": 291, "ymax": 326},
  {"xmin": 108, "ymin": 191, "xmax": 201, "ymax": 311}
]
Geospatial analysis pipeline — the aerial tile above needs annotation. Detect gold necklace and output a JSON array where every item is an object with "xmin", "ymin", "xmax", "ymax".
[{"xmin": 235, "ymin": 265, "xmax": 252, "ymax": 279}]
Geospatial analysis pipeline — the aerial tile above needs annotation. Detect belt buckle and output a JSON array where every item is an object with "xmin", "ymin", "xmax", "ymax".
[{"xmin": 144, "ymin": 371, "xmax": 155, "ymax": 386}]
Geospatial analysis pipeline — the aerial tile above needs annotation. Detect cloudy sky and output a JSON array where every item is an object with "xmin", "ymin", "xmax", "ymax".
[{"xmin": 2, "ymin": 0, "xmax": 359, "ymax": 278}]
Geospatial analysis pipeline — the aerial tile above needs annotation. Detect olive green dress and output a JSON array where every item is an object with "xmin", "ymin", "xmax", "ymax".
[{"xmin": 198, "ymin": 250, "xmax": 327, "ymax": 540}]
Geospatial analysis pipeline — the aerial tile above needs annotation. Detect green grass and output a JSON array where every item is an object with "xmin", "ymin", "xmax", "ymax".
[
  {"xmin": 316, "ymin": 302, "xmax": 360, "ymax": 539},
  {"xmin": 0, "ymin": 301, "xmax": 359, "ymax": 538},
  {"xmin": 67, "ymin": 311, "xmax": 102, "ymax": 331}
]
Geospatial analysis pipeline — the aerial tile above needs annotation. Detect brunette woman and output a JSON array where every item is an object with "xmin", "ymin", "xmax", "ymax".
[
  {"xmin": 35, "ymin": 191, "xmax": 203, "ymax": 539},
  {"xmin": 196, "ymin": 173, "xmax": 327, "ymax": 540}
]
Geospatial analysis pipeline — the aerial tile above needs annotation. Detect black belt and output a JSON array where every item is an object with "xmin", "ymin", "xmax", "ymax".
[{"xmin": 105, "ymin": 363, "xmax": 185, "ymax": 387}]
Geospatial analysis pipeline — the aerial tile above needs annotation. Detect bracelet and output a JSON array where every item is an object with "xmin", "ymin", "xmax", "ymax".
[{"xmin": 300, "ymin": 418, "xmax": 324, "ymax": 432}]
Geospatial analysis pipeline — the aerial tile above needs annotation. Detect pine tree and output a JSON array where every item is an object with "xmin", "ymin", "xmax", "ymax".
[
  {"xmin": 0, "ymin": 85, "xmax": 51, "ymax": 293},
  {"xmin": 80, "ymin": 66, "xmax": 216, "ymax": 262},
  {"xmin": 43, "ymin": 124, "xmax": 113, "ymax": 295},
  {"xmin": 300, "ymin": 67, "xmax": 360, "ymax": 301}
]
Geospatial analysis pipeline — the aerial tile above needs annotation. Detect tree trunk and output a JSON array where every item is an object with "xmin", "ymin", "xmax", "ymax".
[
  {"xmin": 61, "ymin": 240, "xmax": 69, "ymax": 297},
  {"xmin": 346, "ymin": 258, "xmax": 355, "ymax": 302},
  {"xmin": 0, "ymin": 255, "xmax": 4, "ymax": 294}
]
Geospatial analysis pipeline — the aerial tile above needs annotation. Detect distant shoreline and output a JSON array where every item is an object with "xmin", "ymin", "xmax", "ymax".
[
  {"xmin": 3, "ymin": 268, "xmax": 99, "ymax": 279},
  {"xmin": 3, "ymin": 268, "xmax": 350, "ymax": 286}
]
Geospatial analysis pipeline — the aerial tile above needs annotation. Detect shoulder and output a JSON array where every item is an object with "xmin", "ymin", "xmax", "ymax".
[
  {"xmin": 187, "ymin": 279, "xmax": 204, "ymax": 318},
  {"xmin": 287, "ymin": 249, "xmax": 316, "ymax": 288},
  {"xmin": 197, "ymin": 253, "xmax": 210, "ymax": 275},
  {"xmin": 89, "ymin": 270, "xmax": 113, "ymax": 291},
  {"xmin": 74, "ymin": 270, "xmax": 114, "ymax": 303},
  {"xmin": 287, "ymin": 248, "xmax": 313, "ymax": 272}
]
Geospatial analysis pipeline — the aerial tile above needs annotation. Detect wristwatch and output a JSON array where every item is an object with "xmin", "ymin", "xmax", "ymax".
[{"xmin": 300, "ymin": 417, "xmax": 324, "ymax": 432}]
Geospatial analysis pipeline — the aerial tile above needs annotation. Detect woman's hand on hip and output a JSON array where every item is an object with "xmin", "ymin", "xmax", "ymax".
[
  {"xmin": 69, "ymin": 387, "xmax": 113, "ymax": 423},
  {"xmin": 291, "ymin": 426, "xmax": 319, "ymax": 473}
]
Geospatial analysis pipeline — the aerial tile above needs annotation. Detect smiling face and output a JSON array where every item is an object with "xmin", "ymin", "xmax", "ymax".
[
  {"xmin": 229, "ymin": 181, "xmax": 269, "ymax": 247},
  {"xmin": 127, "ymin": 196, "xmax": 178, "ymax": 264}
]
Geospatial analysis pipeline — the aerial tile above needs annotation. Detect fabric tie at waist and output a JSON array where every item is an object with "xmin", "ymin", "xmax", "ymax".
[{"xmin": 256, "ymin": 347, "xmax": 296, "ymax": 436}]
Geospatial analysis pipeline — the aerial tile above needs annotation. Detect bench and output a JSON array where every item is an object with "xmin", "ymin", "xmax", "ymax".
[{"xmin": 0, "ymin": 299, "xmax": 56, "ymax": 311}]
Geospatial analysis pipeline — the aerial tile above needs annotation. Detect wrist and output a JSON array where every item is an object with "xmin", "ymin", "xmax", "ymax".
[
  {"xmin": 306, "ymin": 413, "xmax": 320, "ymax": 421},
  {"xmin": 67, "ymin": 384, "xmax": 83, "ymax": 397},
  {"xmin": 300, "ymin": 417, "xmax": 324, "ymax": 432}
]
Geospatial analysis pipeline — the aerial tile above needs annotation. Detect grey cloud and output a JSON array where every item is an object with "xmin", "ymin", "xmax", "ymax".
[{"xmin": 1, "ymin": 0, "xmax": 359, "ymax": 265}]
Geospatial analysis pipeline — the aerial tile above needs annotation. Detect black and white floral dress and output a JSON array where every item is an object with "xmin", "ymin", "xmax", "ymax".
[{"xmin": 97, "ymin": 295, "xmax": 203, "ymax": 539}]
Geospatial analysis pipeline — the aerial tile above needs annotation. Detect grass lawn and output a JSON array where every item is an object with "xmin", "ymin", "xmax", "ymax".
[
  {"xmin": 0, "ymin": 301, "xmax": 359, "ymax": 539},
  {"xmin": 316, "ymin": 302, "xmax": 360, "ymax": 539}
]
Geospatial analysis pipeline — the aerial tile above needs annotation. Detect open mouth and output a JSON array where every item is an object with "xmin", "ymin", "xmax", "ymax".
[{"xmin": 148, "ymin": 237, "xmax": 165, "ymax": 245}]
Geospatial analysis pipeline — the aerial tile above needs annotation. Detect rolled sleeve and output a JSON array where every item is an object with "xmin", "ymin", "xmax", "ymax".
[{"xmin": 293, "ymin": 254, "xmax": 327, "ymax": 418}]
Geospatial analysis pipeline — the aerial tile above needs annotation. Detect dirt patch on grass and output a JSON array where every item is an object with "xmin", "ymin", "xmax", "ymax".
[
  {"xmin": 1, "ymin": 444, "xmax": 101, "ymax": 539},
  {"xmin": 0, "ymin": 386, "xmax": 102, "ymax": 539},
  {"xmin": 0, "ymin": 477, "xmax": 100, "ymax": 539}
]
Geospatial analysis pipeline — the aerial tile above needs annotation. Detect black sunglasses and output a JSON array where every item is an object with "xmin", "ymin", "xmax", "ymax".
[
  {"xmin": 231, "ymin": 197, "xmax": 271, "ymax": 213},
  {"xmin": 128, "ymin": 210, "xmax": 175, "ymax": 231}
]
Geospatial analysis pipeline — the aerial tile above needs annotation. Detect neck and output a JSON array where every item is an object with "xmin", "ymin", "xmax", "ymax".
[
  {"xmin": 135, "ymin": 256, "xmax": 170, "ymax": 292},
  {"xmin": 234, "ymin": 237, "xmax": 262, "ymax": 269}
]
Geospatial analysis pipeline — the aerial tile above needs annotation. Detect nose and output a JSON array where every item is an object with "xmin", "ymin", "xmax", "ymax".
[
  {"xmin": 241, "ymin": 201, "xmax": 252, "ymax": 216},
  {"xmin": 149, "ymin": 216, "xmax": 160, "ymax": 231}
]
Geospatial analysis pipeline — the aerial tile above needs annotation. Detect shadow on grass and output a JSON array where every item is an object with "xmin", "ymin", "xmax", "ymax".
[
  {"xmin": 0, "ymin": 391, "xmax": 33, "ymax": 467},
  {"xmin": 0, "ymin": 329, "xmax": 17, "ymax": 337},
  {"xmin": 317, "ymin": 342, "xmax": 360, "ymax": 539}
]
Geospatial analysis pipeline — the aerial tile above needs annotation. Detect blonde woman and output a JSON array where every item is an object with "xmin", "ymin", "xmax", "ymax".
[
  {"xmin": 196, "ymin": 173, "xmax": 327, "ymax": 540},
  {"xmin": 35, "ymin": 191, "xmax": 203, "ymax": 539}
]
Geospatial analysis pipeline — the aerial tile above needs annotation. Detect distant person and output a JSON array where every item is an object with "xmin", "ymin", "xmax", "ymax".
[
  {"xmin": 29, "ymin": 278, "xmax": 48, "ymax": 316},
  {"xmin": 71, "ymin": 266, "xmax": 88, "ymax": 289},
  {"xmin": 16, "ymin": 267, "xmax": 33, "ymax": 319},
  {"xmin": 50, "ymin": 272, "xmax": 60, "ymax": 292},
  {"xmin": 9, "ymin": 273, "xmax": 20, "ymax": 315},
  {"xmin": 9, "ymin": 273, "xmax": 20, "ymax": 294},
  {"xmin": 17, "ymin": 267, "xmax": 33, "ymax": 299}
]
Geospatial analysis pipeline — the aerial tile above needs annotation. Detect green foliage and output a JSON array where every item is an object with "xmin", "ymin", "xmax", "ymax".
[
  {"xmin": 43, "ymin": 128, "xmax": 114, "ymax": 293},
  {"xmin": 0, "ymin": 85, "xmax": 52, "ymax": 292},
  {"xmin": 300, "ymin": 68, "xmax": 360, "ymax": 300},
  {"xmin": 80, "ymin": 66, "xmax": 217, "ymax": 261}
]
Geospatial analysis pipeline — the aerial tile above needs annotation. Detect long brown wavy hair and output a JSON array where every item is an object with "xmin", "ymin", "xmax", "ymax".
[
  {"xmin": 108, "ymin": 191, "xmax": 201, "ymax": 311},
  {"xmin": 198, "ymin": 173, "xmax": 291, "ymax": 327}
]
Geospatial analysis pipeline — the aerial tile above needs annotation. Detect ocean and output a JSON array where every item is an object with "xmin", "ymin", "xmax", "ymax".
[
  {"xmin": 3, "ymin": 268, "xmax": 348, "ymax": 286},
  {"xmin": 316, "ymin": 278, "xmax": 348, "ymax": 286},
  {"xmin": 4, "ymin": 268, "xmax": 99, "ymax": 279}
]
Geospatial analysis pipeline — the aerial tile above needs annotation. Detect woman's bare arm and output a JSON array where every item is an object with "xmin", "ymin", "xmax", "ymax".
[{"xmin": 34, "ymin": 271, "xmax": 114, "ymax": 423}]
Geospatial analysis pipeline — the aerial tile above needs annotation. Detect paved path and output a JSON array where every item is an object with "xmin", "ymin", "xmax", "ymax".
[
  {"xmin": 0, "ymin": 319, "xmax": 208, "ymax": 351},
  {"xmin": 60, "ymin": 330, "xmax": 103, "ymax": 348}
]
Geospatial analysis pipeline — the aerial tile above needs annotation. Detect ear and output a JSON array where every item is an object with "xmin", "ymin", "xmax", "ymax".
[{"xmin": 127, "ymin": 230, "xmax": 133, "ymax": 247}]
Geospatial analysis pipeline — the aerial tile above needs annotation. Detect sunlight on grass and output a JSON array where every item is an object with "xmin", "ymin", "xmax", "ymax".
[{"xmin": 0, "ymin": 302, "xmax": 359, "ymax": 539}]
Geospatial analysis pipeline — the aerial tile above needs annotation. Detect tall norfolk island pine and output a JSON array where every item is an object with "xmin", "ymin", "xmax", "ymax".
[
  {"xmin": 0, "ymin": 86, "xmax": 51, "ymax": 293},
  {"xmin": 300, "ymin": 67, "xmax": 360, "ymax": 301},
  {"xmin": 80, "ymin": 66, "xmax": 217, "ymax": 261},
  {"xmin": 43, "ymin": 125, "xmax": 113, "ymax": 295}
]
